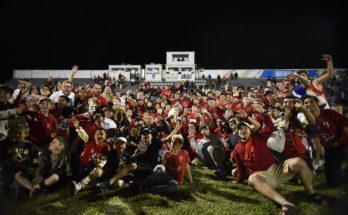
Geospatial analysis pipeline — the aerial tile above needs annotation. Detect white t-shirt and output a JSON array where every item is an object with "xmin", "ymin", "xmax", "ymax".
[{"xmin": 49, "ymin": 90, "xmax": 75, "ymax": 107}]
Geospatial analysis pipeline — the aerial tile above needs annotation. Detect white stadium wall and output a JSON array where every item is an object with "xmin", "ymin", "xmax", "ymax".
[{"xmin": 13, "ymin": 68, "xmax": 345, "ymax": 81}]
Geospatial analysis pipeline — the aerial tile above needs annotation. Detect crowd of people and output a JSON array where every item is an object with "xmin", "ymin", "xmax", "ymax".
[{"xmin": 0, "ymin": 55, "xmax": 347, "ymax": 215}]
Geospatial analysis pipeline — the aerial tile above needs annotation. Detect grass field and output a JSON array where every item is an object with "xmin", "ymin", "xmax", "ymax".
[{"xmin": 0, "ymin": 166, "xmax": 347, "ymax": 215}]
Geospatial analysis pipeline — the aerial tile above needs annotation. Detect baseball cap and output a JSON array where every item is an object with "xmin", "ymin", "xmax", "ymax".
[{"xmin": 237, "ymin": 121, "xmax": 252, "ymax": 130}]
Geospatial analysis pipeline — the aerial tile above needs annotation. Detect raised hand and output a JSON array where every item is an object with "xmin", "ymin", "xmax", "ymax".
[
  {"xmin": 321, "ymin": 54, "xmax": 332, "ymax": 62},
  {"xmin": 72, "ymin": 65, "xmax": 79, "ymax": 73}
]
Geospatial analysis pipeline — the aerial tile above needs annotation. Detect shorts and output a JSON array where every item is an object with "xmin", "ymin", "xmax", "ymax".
[{"xmin": 249, "ymin": 159, "xmax": 295, "ymax": 188}]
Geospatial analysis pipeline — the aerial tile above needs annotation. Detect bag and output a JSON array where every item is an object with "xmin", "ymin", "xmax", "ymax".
[{"xmin": 267, "ymin": 129, "xmax": 286, "ymax": 160}]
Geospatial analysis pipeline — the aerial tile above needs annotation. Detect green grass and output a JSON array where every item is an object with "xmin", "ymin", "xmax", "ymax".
[{"xmin": 1, "ymin": 167, "xmax": 348, "ymax": 215}]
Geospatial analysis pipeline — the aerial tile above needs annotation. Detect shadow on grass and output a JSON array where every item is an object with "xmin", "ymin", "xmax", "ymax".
[{"xmin": 190, "ymin": 167, "xmax": 260, "ymax": 204}]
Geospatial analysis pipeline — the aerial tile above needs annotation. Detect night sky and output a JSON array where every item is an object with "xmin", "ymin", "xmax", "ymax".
[{"xmin": 2, "ymin": 1, "xmax": 347, "ymax": 83}]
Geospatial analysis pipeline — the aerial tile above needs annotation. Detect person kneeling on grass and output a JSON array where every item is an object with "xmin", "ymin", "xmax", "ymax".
[
  {"xmin": 16, "ymin": 136, "xmax": 72, "ymax": 198},
  {"xmin": 134, "ymin": 134, "xmax": 193, "ymax": 193}
]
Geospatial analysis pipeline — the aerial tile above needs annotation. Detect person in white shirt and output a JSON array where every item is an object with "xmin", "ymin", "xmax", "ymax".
[{"xmin": 49, "ymin": 80, "xmax": 75, "ymax": 107}]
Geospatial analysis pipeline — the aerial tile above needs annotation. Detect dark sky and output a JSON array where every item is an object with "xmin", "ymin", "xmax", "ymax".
[{"xmin": 2, "ymin": 1, "xmax": 347, "ymax": 82}]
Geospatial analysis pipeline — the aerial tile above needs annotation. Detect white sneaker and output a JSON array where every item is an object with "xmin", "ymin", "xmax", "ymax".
[
  {"xmin": 70, "ymin": 181, "xmax": 80, "ymax": 196},
  {"xmin": 116, "ymin": 180, "xmax": 124, "ymax": 188}
]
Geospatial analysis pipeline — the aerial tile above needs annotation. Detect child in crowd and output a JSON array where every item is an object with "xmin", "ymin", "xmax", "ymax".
[
  {"xmin": 70, "ymin": 121, "xmax": 108, "ymax": 195},
  {"xmin": 2, "ymin": 125, "xmax": 41, "ymax": 195},
  {"xmin": 16, "ymin": 136, "xmax": 71, "ymax": 198}
]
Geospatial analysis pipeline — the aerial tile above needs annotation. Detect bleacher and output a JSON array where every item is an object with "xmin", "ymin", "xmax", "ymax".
[
  {"xmin": 4, "ymin": 78, "xmax": 267, "ymax": 92},
  {"xmin": 142, "ymin": 79, "xmax": 266, "ymax": 89}
]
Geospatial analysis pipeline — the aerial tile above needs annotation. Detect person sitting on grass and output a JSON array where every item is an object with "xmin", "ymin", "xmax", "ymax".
[
  {"xmin": 194, "ymin": 125, "xmax": 229, "ymax": 178},
  {"xmin": 233, "ymin": 111, "xmax": 321, "ymax": 215},
  {"xmin": 96, "ymin": 136, "xmax": 135, "ymax": 192},
  {"xmin": 27, "ymin": 136, "xmax": 71, "ymax": 198},
  {"xmin": 96, "ymin": 125, "xmax": 167, "ymax": 191},
  {"xmin": 70, "ymin": 121, "xmax": 108, "ymax": 196},
  {"xmin": 134, "ymin": 134, "xmax": 192, "ymax": 193},
  {"xmin": 2, "ymin": 125, "xmax": 41, "ymax": 196}
]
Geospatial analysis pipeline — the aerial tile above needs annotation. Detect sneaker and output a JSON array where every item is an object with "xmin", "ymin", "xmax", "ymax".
[
  {"xmin": 115, "ymin": 180, "xmax": 124, "ymax": 188},
  {"xmin": 69, "ymin": 181, "xmax": 80, "ymax": 196},
  {"xmin": 214, "ymin": 169, "xmax": 227, "ymax": 178},
  {"xmin": 279, "ymin": 202, "xmax": 298, "ymax": 215},
  {"xmin": 97, "ymin": 180, "xmax": 112, "ymax": 192},
  {"xmin": 191, "ymin": 158, "xmax": 199, "ymax": 166}
]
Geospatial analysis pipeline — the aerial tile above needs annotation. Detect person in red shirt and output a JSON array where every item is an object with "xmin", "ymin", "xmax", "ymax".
[
  {"xmin": 70, "ymin": 121, "xmax": 108, "ymax": 196},
  {"xmin": 179, "ymin": 92, "xmax": 193, "ymax": 109},
  {"xmin": 233, "ymin": 110, "xmax": 318, "ymax": 215},
  {"xmin": 87, "ymin": 84, "xmax": 108, "ymax": 108},
  {"xmin": 23, "ymin": 98, "xmax": 57, "ymax": 149},
  {"xmin": 304, "ymin": 95, "xmax": 348, "ymax": 186},
  {"xmin": 161, "ymin": 86, "xmax": 172, "ymax": 99},
  {"xmin": 281, "ymin": 96, "xmax": 316, "ymax": 168}
]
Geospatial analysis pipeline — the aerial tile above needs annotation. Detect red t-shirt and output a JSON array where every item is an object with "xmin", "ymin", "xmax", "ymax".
[
  {"xmin": 161, "ymin": 89, "xmax": 172, "ymax": 98},
  {"xmin": 233, "ymin": 115, "xmax": 275, "ymax": 182},
  {"xmin": 164, "ymin": 150, "xmax": 190, "ymax": 184},
  {"xmin": 24, "ymin": 111, "xmax": 57, "ymax": 146}
]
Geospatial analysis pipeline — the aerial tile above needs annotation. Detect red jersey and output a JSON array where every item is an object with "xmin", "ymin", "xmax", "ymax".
[
  {"xmin": 80, "ymin": 140, "xmax": 108, "ymax": 166},
  {"xmin": 282, "ymin": 113, "xmax": 309, "ymax": 159},
  {"xmin": 69, "ymin": 114, "xmax": 98, "ymax": 139},
  {"xmin": 164, "ymin": 150, "xmax": 190, "ymax": 184},
  {"xmin": 315, "ymin": 109, "xmax": 348, "ymax": 148},
  {"xmin": 180, "ymin": 98, "xmax": 192, "ymax": 109},
  {"xmin": 307, "ymin": 81, "xmax": 330, "ymax": 109}
]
